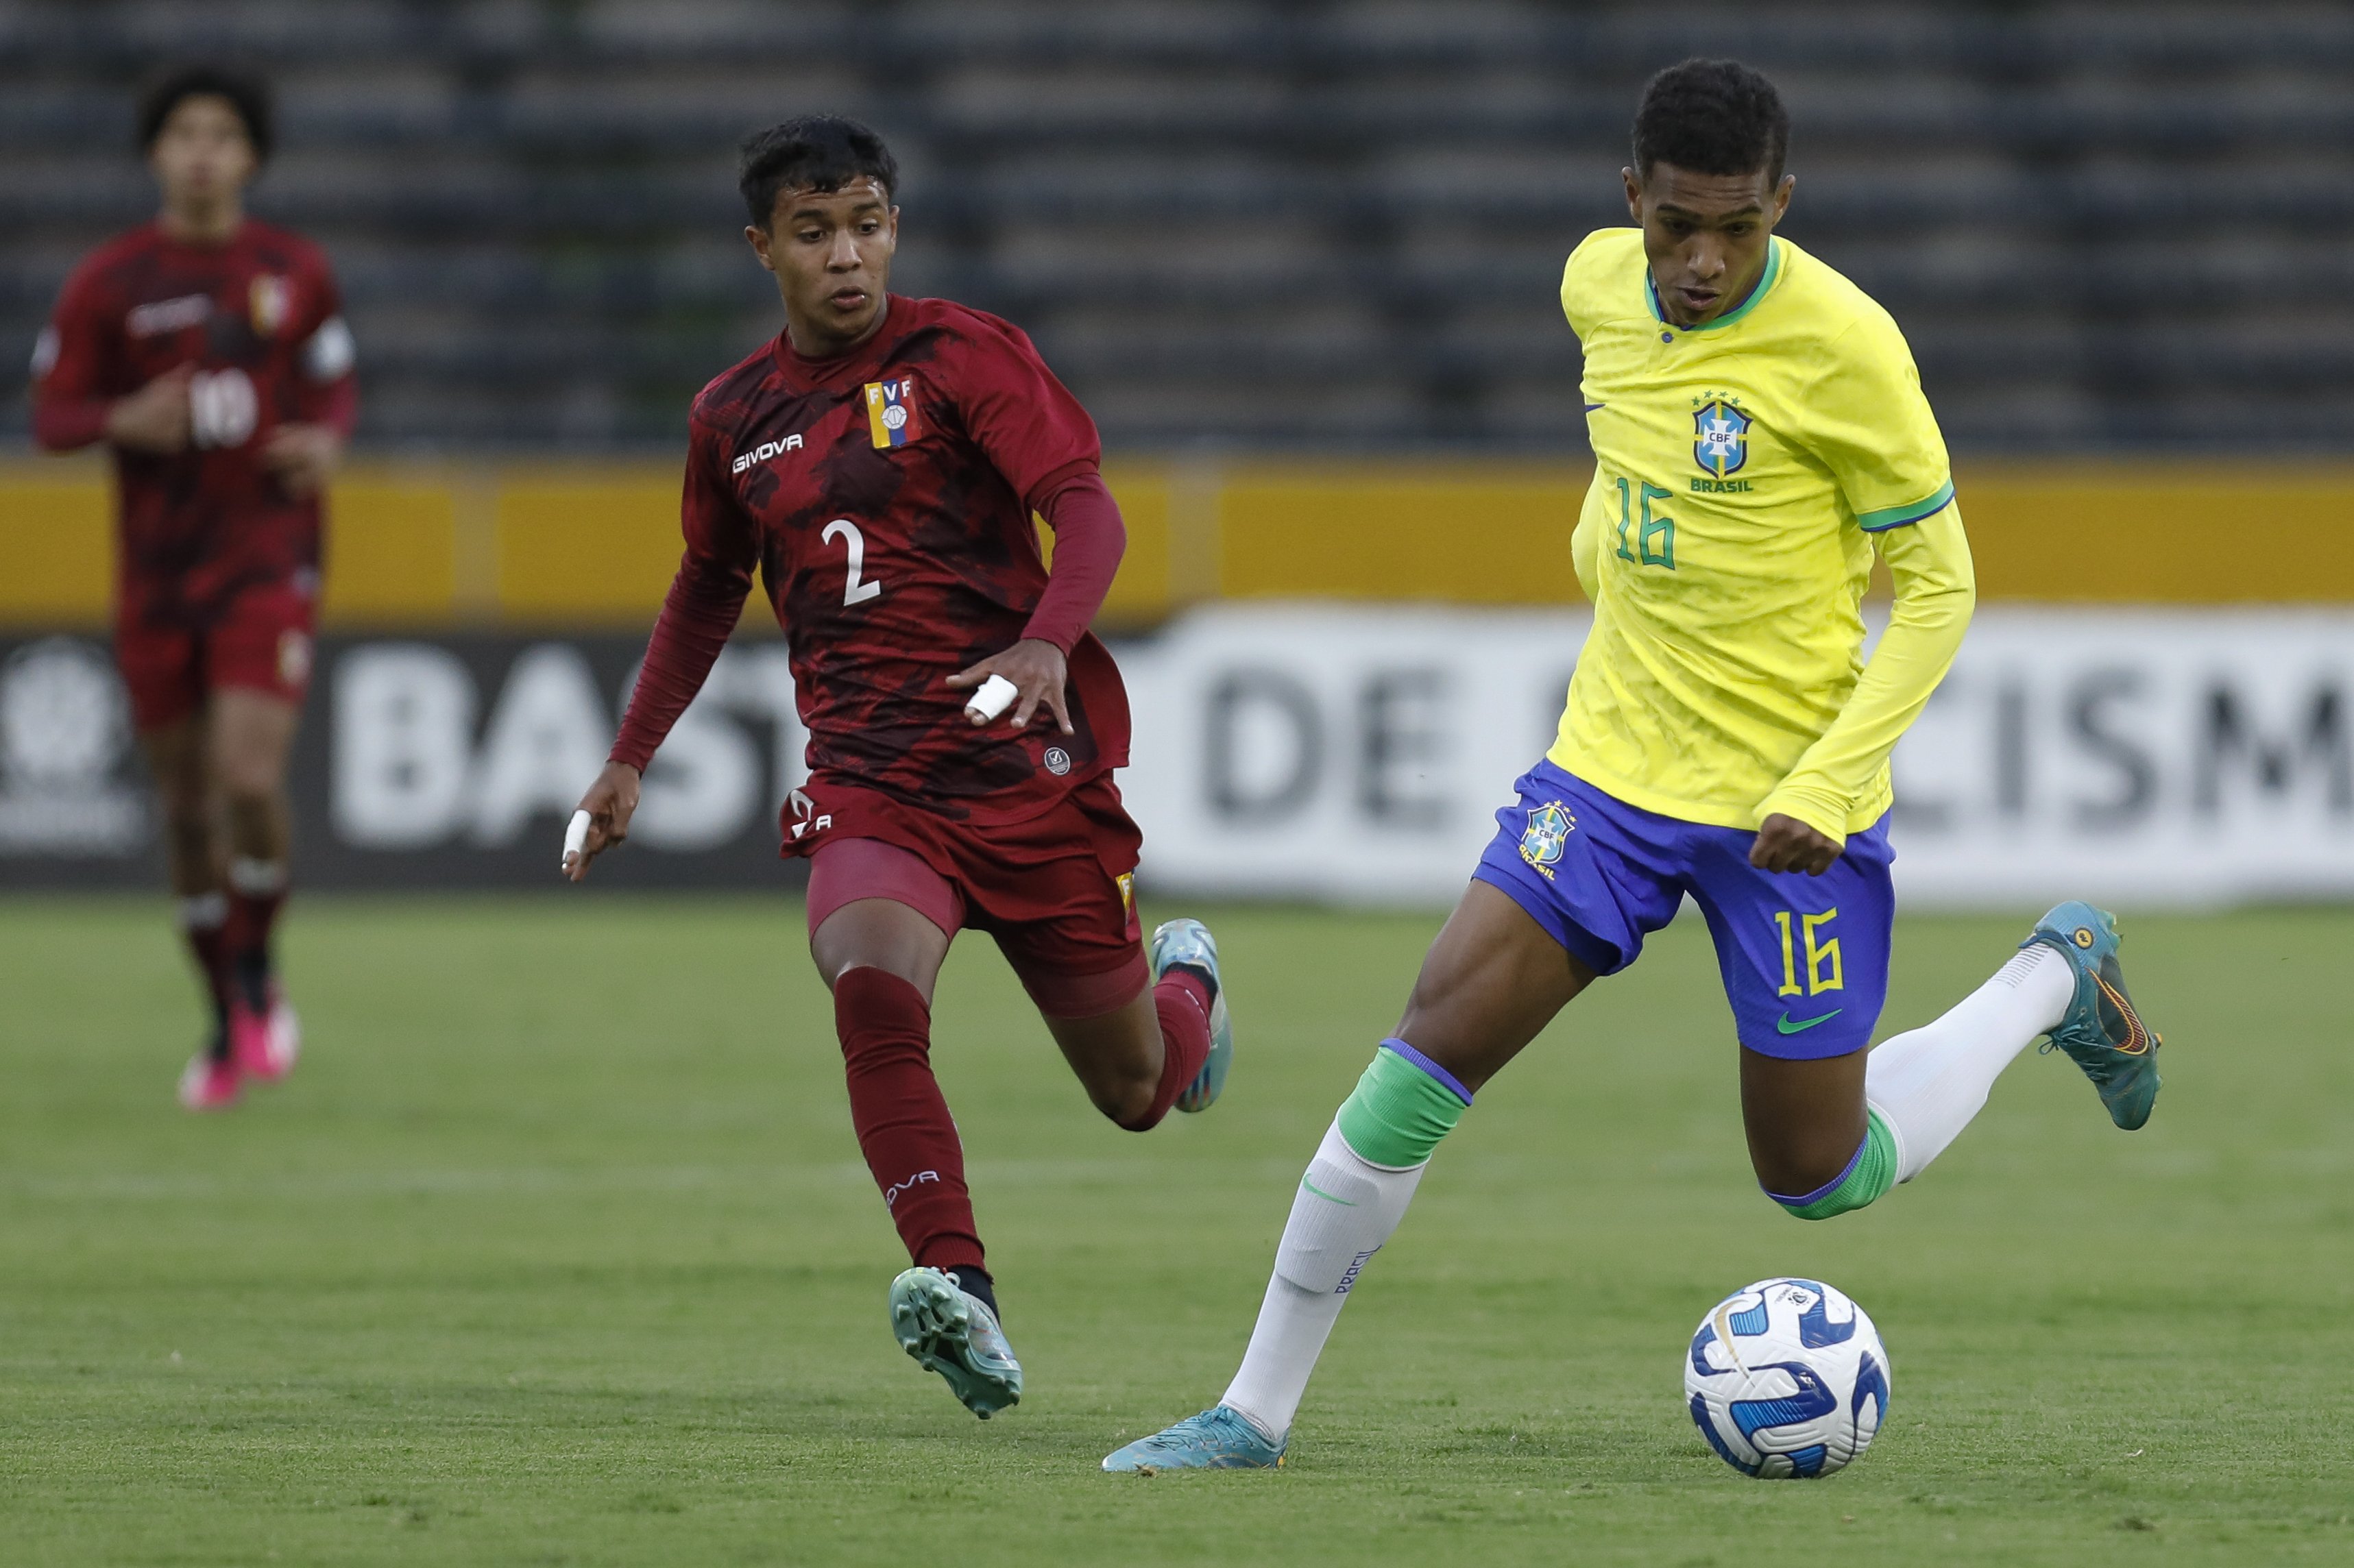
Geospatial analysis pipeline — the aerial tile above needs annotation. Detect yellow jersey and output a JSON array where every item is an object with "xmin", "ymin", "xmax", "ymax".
[{"xmin": 1549, "ymin": 228, "xmax": 1975, "ymax": 844}]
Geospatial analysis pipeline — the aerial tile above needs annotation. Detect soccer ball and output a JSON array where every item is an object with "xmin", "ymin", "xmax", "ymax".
[{"xmin": 1684, "ymin": 1277, "xmax": 1891, "ymax": 1478}]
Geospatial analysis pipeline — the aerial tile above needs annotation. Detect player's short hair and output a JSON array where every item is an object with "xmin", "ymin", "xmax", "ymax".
[
  {"xmin": 738, "ymin": 116, "xmax": 899, "ymax": 228},
  {"xmin": 138, "ymin": 64, "xmax": 274, "ymax": 162},
  {"xmin": 1632, "ymin": 58, "xmax": 1788, "ymax": 187}
]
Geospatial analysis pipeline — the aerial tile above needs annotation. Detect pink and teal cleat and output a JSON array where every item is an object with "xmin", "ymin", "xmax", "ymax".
[
  {"xmin": 176, "ymin": 1050, "xmax": 241, "ymax": 1111},
  {"xmin": 228, "ymin": 985, "xmax": 300, "ymax": 1083}
]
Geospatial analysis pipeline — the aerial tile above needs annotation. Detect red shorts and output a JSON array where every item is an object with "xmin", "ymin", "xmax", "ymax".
[
  {"xmin": 114, "ymin": 578, "xmax": 316, "ymax": 732},
  {"xmin": 792, "ymin": 773, "xmax": 1148, "ymax": 1018}
]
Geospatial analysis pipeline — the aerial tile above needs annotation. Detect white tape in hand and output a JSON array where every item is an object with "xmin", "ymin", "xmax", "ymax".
[
  {"xmin": 964, "ymin": 673, "xmax": 1019, "ymax": 723},
  {"xmin": 563, "ymin": 809, "xmax": 592, "ymax": 870}
]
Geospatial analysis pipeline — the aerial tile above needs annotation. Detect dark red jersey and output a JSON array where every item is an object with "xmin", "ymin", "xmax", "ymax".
[
  {"xmin": 31, "ymin": 220, "xmax": 358, "ymax": 619},
  {"xmin": 612, "ymin": 295, "xmax": 1130, "ymax": 828}
]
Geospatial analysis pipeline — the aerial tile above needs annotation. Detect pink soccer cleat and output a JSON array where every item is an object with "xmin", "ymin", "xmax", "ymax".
[
  {"xmin": 178, "ymin": 1053, "xmax": 241, "ymax": 1111},
  {"xmin": 228, "ymin": 986, "xmax": 301, "ymax": 1083}
]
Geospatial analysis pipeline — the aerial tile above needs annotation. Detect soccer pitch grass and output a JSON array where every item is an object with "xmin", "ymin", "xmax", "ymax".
[{"xmin": 2, "ymin": 897, "xmax": 2349, "ymax": 1566}]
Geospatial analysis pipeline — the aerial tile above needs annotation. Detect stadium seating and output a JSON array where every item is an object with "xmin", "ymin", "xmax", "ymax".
[{"xmin": 5, "ymin": 0, "xmax": 2352, "ymax": 453}]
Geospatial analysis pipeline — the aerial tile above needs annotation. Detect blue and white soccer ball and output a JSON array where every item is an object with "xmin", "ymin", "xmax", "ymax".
[{"xmin": 1684, "ymin": 1277, "xmax": 1891, "ymax": 1479}]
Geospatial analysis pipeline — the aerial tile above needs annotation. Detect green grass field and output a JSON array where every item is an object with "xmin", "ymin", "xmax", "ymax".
[{"xmin": 2, "ymin": 895, "xmax": 2349, "ymax": 1565}]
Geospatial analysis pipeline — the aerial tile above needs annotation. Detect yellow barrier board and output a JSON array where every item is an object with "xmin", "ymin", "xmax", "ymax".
[
  {"xmin": 1095, "ymin": 460, "xmax": 1173, "ymax": 622},
  {"xmin": 320, "ymin": 479, "xmax": 457, "ymax": 624},
  {"xmin": 1958, "ymin": 466, "xmax": 2354, "ymax": 602},
  {"xmin": 4, "ymin": 456, "xmax": 2352, "ymax": 628},
  {"xmin": 1212, "ymin": 462, "xmax": 1589, "ymax": 604},
  {"xmin": 494, "ymin": 471, "xmax": 685, "ymax": 624},
  {"xmin": 0, "ymin": 475, "xmax": 110, "ymax": 620}
]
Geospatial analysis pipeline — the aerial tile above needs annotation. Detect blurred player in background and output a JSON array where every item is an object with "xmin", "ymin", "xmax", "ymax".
[
  {"xmin": 1108, "ymin": 59, "xmax": 2166, "ymax": 1471},
  {"xmin": 30, "ymin": 66, "xmax": 356, "ymax": 1111},
  {"xmin": 563, "ymin": 117, "xmax": 1233, "ymax": 1421}
]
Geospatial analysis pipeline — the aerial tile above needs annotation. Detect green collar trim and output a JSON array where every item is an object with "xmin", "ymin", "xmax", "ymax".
[{"xmin": 1647, "ymin": 237, "xmax": 1784, "ymax": 334}]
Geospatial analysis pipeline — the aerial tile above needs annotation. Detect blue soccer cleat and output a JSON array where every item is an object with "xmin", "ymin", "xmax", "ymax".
[
  {"xmin": 888, "ymin": 1266, "xmax": 1023, "ymax": 1419},
  {"xmin": 1102, "ymin": 1406, "xmax": 1286, "ymax": 1471},
  {"xmin": 2022, "ymin": 901, "xmax": 2162, "ymax": 1131},
  {"xmin": 1150, "ymin": 918, "xmax": 1233, "ymax": 1114}
]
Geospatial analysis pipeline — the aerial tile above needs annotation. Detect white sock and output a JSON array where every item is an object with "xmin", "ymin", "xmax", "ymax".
[
  {"xmin": 176, "ymin": 892, "xmax": 228, "ymax": 931},
  {"xmin": 1866, "ymin": 943, "xmax": 2075, "ymax": 1184},
  {"xmin": 1220, "ymin": 1120, "xmax": 1426, "ymax": 1443},
  {"xmin": 227, "ymin": 857, "xmax": 287, "ymax": 896}
]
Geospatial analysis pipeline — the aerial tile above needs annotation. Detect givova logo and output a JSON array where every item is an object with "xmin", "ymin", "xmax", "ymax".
[{"xmin": 732, "ymin": 433, "xmax": 803, "ymax": 475}]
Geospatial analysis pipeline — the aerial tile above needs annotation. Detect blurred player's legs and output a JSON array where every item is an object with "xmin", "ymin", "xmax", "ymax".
[
  {"xmin": 808, "ymin": 833, "xmax": 1223, "ymax": 1417},
  {"xmin": 123, "ymin": 593, "xmax": 311, "ymax": 1109},
  {"xmin": 139, "ymin": 714, "xmax": 236, "ymax": 1107},
  {"xmin": 210, "ymin": 687, "xmax": 302, "ymax": 1086}
]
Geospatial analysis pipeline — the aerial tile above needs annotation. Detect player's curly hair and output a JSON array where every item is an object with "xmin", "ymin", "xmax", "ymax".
[
  {"xmin": 739, "ymin": 116, "xmax": 900, "ymax": 228},
  {"xmin": 138, "ymin": 64, "xmax": 274, "ymax": 162},
  {"xmin": 1632, "ymin": 59, "xmax": 1788, "ymax": 186}
]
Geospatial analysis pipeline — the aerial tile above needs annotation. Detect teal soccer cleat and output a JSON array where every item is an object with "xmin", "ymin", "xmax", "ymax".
[
  {"xmin": 2022, "ymin": 901, "xmax": 2163, "ymax": 1131},
  {"xmin": 888, "ymin": 1267, "xmax": 1023, "ymax": 1419},
  {"xmin": 1150, "ymin": 918, "xmax": 1233, "ymax": 1114},
  {"xmin": 1102, "ymin": 1406, "xmax": 1286, "ymax": 1471}
]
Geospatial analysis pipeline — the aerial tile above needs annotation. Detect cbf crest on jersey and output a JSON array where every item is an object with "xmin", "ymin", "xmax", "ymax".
[
  {"xmin": 1693, "ymin": 397, "xmax": 1751, "ymax": 478},
  {"xmin": 1518, "ymin": 801, "xmax": 1575, "ymax": 881},
  {"xmin": 864, "ymin": 376, "xmax": 918, "ymax": 448}
]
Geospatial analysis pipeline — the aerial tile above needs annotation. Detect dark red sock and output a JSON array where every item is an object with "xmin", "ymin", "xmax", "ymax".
[
  {"xmin": 1119, "ymin": 969, "xmax": 1214, "ymax": 1132},
  {"xmin": 178, "ymin": 895, "xmax": 233, "ymax": 1052},
  {"xmin": 226, "ymin": 860, "xmax": 287, "ymax": 1010},
  {"xmin": 834, "ymin": 966, "xmax": 984, "ymax": 1274}
]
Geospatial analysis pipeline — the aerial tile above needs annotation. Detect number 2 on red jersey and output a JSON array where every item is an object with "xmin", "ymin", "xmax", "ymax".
[{"xmin": 822, "ymin": 518, "xmax": 884, "ymax": 607}]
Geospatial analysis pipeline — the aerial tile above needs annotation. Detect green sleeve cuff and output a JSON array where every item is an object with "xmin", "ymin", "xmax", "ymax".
[{"xmin": 1856, "ymin": 480, "xmax": 1955, "ymax": 532}]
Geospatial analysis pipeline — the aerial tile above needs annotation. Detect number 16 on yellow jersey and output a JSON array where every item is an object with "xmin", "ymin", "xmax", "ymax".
[{"xmin": 1609, "ymin": 471, "xmax": 1677, "ymax": 569}]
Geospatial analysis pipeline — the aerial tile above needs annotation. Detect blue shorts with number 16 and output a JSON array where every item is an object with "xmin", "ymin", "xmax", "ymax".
[{"xmin": 1471, "ymin": 758, "xmax": 1893, "ymax": 1060}]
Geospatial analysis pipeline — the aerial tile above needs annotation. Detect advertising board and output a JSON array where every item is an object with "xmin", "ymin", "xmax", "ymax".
[
  {"xmin": 9, "ymin": 605, "xmax": 2354, "ymax": 907},
  {"xmin": 1119, "ymin": 604, "xmax": 2354, "ymax": 909},
  {"xmin": 0, "ymin": 633, "xmax": 805, "ymax": 890}
]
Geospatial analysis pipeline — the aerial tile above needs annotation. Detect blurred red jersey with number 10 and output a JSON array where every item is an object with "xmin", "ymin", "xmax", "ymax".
[{"xmin": 32, "ymin": 219, "xmax": 357, "ymax": 728}]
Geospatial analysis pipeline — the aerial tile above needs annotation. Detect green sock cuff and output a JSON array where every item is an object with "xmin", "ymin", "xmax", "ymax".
[
  {"xmin": 1335, "ymin": 1043, "xmax": 1468, "ymax": 1168},
  {"xmin": 1775, "ymin": 1110, "xmax": 1898, "ymax": 1221}
]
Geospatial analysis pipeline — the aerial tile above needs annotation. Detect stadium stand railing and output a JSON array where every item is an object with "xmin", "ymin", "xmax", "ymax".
[{"xmin": 9, "ymin": 1, "xmax": 2354, "ymax": 455}]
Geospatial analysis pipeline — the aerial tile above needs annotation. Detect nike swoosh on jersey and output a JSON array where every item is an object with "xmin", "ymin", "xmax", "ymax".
[
  {"xmin": 1775, "ymin": 1009, "xmax": 1843, "ymax": 1035},
  {"xmin": 1583, "ymin": 402, "xmax": 1605, "ymax": 412},
  {"xmin": 1300, "ymin": 1178, "xmax": 1357, "ymax": 1206}
]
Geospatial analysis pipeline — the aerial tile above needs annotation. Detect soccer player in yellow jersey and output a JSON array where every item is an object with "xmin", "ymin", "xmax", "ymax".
[{"xmin": 1108, "ymin": 58, "xmax": 2167, "ymax": 1471}]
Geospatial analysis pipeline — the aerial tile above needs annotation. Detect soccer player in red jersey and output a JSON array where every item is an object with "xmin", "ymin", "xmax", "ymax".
[
  {"xmin": 31, "ymin": 67, "xmax": 356, "ymax": 1110},
  {"xmin": 562, "ymin": 117, "xmax": 1233, "ymax": 1420}
]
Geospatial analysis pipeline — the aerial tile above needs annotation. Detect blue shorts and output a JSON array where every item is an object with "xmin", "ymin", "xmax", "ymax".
[{"xmin": 1471, "ymin": 759, "xmax": 1893, "ymax": 1060}]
